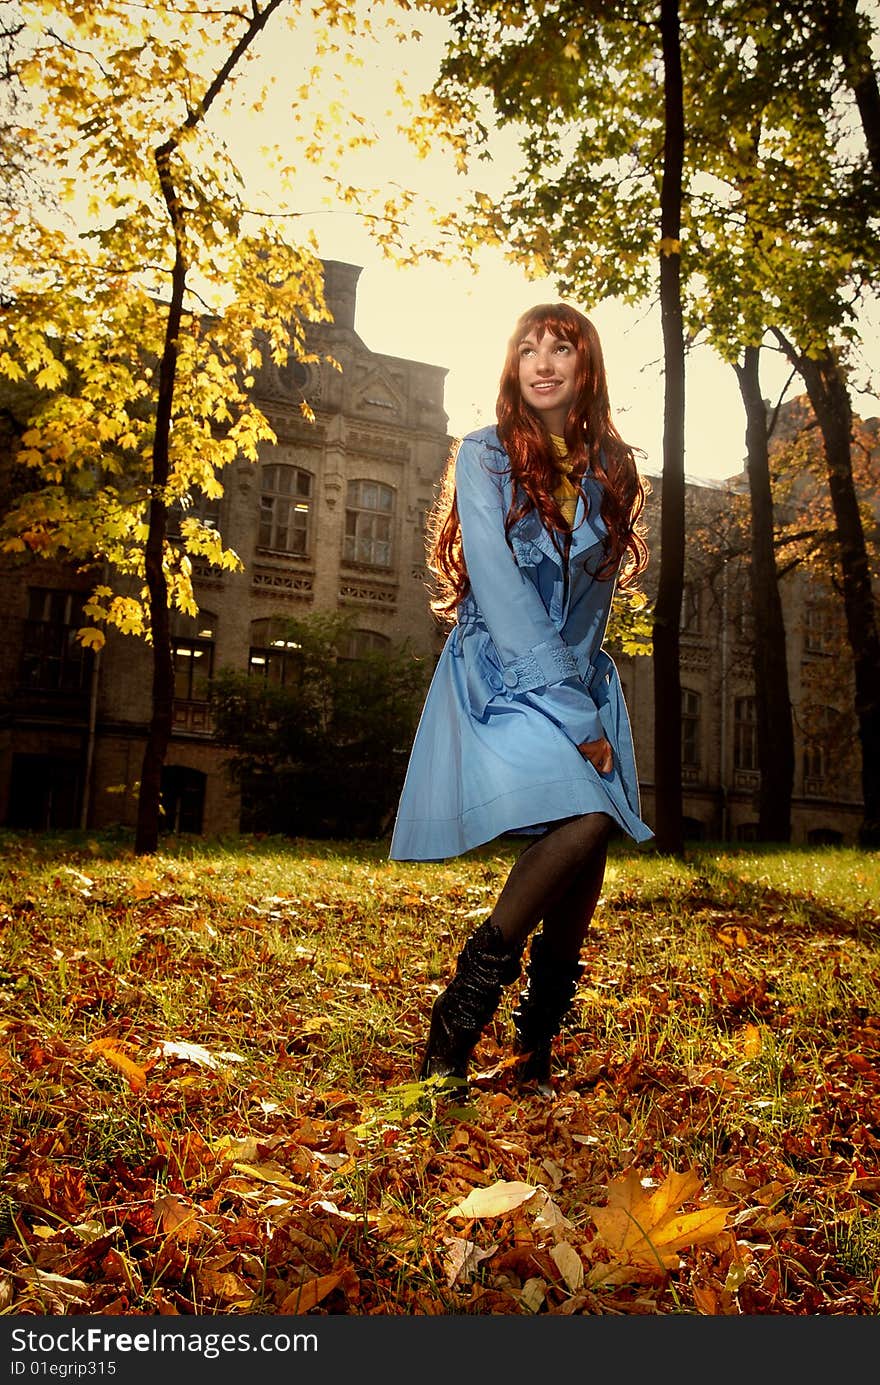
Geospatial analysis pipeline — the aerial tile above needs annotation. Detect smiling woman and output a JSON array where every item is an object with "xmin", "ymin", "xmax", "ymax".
[
  {"xmin": 389, "ymin": 301, "xmax": 652, "ymax": 1094},
  {"xmin": 517, "ymin": 330, "xmax": 579, "ymax": 434}
]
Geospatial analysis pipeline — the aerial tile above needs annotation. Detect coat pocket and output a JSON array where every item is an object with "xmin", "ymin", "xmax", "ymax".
[{"xmin": 461, "ymin": 629, "xmax": 507, "ymax": 720}]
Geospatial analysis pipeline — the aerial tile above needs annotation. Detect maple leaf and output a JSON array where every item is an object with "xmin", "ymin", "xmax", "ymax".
[{"xmin": 589, "ymin": 1169, "xmax": 731, "ymax": 1271}]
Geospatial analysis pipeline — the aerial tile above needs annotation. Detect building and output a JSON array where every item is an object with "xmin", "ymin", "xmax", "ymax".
[
  {"xmin": 0, "ymin": 261, "xmax": 450, "ymax": 835},
  {"xmin": 616, "ymin": 413, "xmax": 874, "ymax": 845}
]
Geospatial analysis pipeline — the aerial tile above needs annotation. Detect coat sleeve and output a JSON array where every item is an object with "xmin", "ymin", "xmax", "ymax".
[{"xmin": 455, "ymin": 434, "xmax": 604, "ymax": 745}]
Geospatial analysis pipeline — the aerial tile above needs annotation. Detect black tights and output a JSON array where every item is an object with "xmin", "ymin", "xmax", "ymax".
[{"xmin": 490, "ymin": 812, "xmax": 612, "ymax": 963}]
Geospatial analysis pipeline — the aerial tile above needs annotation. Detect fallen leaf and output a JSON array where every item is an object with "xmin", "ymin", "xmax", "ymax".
[
  {"xmin": 742, "ymin": 1024, "xmax": 763, "ymax": 1058},
  {"xmin": 152, "ymin": 1039, "xmax": 244, "ymax": 1069},
  {"xmin": 532, "ymin": 1190, "xmax": 573, "ymax": 1234},
  {"xmin": 550, "ymin": 1241, "xmax": 585, "ymax": 1292},
  {"xmin": 280, "ymin": 1272, "xmax": 344, "ymax": 1313},
  {"xmin": 589, "ymin": 1168, "xmax": 730, "ymax": 1270},
  {"xmin": 85, "ymin": 1038, "xmax": 146, "ymax": 1092},
  {"xmin": 154, "ymin": 1194, "xmax": 202, "ymax": 1245},
  {"xmin": 197, "ymin": 1263, "xmax": 253, "ymax": 1307},
  {"xmin": 443, "ymin": 1236, "xmax": 497, "ymax": 1287},
  {"xmin": 231, "ymin": 1161, "xmax": 306, "ymax": 1193},
  {"xmin": 446, "ymin": 1180, "xmax": 537, "ymax": 1220},
  {"xmin": 520, "ymin": 1277, "xmax": 547, "ymax": 1312},
  {"xmin": 18, "ymin": 1268, "xmax": 89, "ymax": 1307}
]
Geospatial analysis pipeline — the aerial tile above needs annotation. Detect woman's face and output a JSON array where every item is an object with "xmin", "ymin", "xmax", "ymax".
[{"xmin": 517, "ymin": 329, "xmax": 579, "ymax": 434}]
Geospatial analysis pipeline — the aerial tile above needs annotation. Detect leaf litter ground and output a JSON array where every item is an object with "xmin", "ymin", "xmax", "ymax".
[{"xmin": 1, "ymin": 832, "xmax": 878, "ymax": 1316}]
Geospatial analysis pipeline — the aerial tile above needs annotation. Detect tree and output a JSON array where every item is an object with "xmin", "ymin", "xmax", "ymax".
[
  {"xmin": 653, "ymin": 0, "xmax": 687, "ymax": 855},
  {"xmin": 425, "ymin": 0, "xmax": 880, "ymax": 844},
  {"xmin": 426, "ymin": 0, "xmax": 689, "ymax": 851},
  {"xmin": 210, "ymin": 612, "xmax": 429, "ymax": 838},
  {"xmin": 0, "ymin": 0, "xmax": 454, "ymax": 853}
]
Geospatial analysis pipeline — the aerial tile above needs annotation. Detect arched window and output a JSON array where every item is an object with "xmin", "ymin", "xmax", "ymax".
[
  {"xmin": 344, "ymin": 480, "xmax": 395, "ymax": 568},
  {"xmin": 248, "ymin": 617, "xmax": 303, "ymax": 687},
  {"xmin": 259, "ymin": 464, "xmax": 313, "ymax": 556},
  {"xmin": 735, "ymin": 821, "xmax": 758, "ymax": 843},
  {"xmin": 339, "ymin": 628, "xmax": 390, "ymax": 661},
  {"xmin": 807, "ymin": 826, "xmax": 843, "ymax": 846},
  {"xmin": 160, "ymin": 766, "xmax": 206, "ymax": 834}
]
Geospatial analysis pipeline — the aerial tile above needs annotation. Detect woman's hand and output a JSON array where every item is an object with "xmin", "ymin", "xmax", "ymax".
[{"xmin": 577, "ymin": 735, "xmax": 613, "ymax": 774}]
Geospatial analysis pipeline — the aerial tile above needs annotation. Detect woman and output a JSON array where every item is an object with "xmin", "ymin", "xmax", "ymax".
[{"xmin": 390, "ymin": 303, "xmax": 652, "ymax": 1092}]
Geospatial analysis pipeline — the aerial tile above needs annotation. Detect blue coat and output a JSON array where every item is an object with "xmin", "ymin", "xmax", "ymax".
[{"xmin": 389, "ymin": 425, "xmax": 653, "ymax": 861}]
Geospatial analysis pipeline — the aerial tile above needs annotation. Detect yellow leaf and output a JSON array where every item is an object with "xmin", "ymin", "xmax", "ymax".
[
  {"xmin": 589, "ymin": 1168, "xmax": 730, "ymax": 1270},
  {"xmin": 446, "ymin": 1180, "xmax": 537, "ymax": 1220},
  {"xmin": 742, "ymin": 1023, "xmax": 763, "ymax": 1058},
  {"xmin": 231, "ymin": 1161, "xmax": 306, "ymax": 1193},
  {"xmin": 280, "ymin": 1272, "xmax": 344, "ymax": 1314},
  {"xmin": 85, "ymin": 1038, "xmax": 147, "ymax": 1093}
]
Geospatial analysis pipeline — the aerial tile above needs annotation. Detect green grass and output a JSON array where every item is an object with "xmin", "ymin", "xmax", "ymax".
[{"xmin": 0, "ymin": 830, "xmax": 878, "ymax": 1316}]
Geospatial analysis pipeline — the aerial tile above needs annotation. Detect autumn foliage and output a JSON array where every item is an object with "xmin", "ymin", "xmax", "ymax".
[{"xmin": 1, "ymin": 833, "xmax": 878, "ymax": 1316}]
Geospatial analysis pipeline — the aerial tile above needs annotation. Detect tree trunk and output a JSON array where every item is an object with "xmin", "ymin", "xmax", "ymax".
[
  {"xmin": 134, "ymin": 203, "xmax": 184, "ymax": 856},
  {"xmin": 774, "ymin": 330, "xmax": 880, "ymax": 845},
  {"xmin": 132, "ymin": 0, "xmax": 288, "ymax": 855},
  {"xmin": 652, "ymin": 0, "xmax": 686, "ymax": 855},
  {"xmin": 733, "ymin": 345, "xmax": 794, "ymax": 840},
  {"xmin": 840, "ymin": 0, "xmax": 880, "ymax": 181}
]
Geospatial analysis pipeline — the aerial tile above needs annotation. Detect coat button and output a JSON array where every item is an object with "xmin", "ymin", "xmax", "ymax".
[{"xmin": 502, "ymin": 669, "xmax": 518, "ymax": 689}]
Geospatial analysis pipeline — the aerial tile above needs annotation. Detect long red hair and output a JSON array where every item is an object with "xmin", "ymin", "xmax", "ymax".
[{"xmin": 429, "ymin": 303, "xmax": 648, "ymax": 623}]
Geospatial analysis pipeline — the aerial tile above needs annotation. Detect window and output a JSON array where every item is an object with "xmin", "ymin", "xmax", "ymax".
[
  {"xmin": 344, "ymin": 479, "xmax": 395, "ymax": 568},
  {"xmin": 681, "ymin": 688, "xmax": 701, "ymax": 768},
  {"xmin": 807, "ymin": 827, "xmax": 843, "ymax": 846},
  {"xmin": 248, "ymin": 617, "xmax": 302, "ymax": 687},
  {"xmin": 734, "ymin": 695, "xmax": 758, "ymax": 771},
  {"xmin": 168, "ymin": 490, "xmax": 222, "ymax": 539},
  {"xmin": 339, "ymin": 628, "xmax": 390, "ymax": 661},
  {"xmin": 259, "ymin": 464, "xmax": 313, "ymax": 556},
  {"xmin": 20, "ymin": 588, "xmax": 91, "ymax": 694},
  {"xmin": 733, "ymin": 586, "xmax": 754, "ymax": 643},
  {"xmin": 160, "ymin": 766, "xmax": 206, "ymax": 835},
  {"xmin": 680, "ymin": 584, "xmax": 702, "ymax": 635},
  {"xmin": 172, "ymin": 613, "xmax": 215, "ymax": 703},
  {"xmin": 804, "ymin": 600, "xmax": 835, "ymax": 655},
  {"xmin": 802, "ymin": 705, "xmax": 839, "ymax": 787},
  {"xmin": 735, "ymin": 822, "xmax": 758, "ymax": 843},
  {"xmin": 7, "ymin": 753, "xmax": 80, "ymax": 830}
]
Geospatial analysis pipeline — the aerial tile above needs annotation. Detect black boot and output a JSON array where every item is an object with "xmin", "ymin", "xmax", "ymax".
[
  {"xmin": 512, "ymin": 931, "xmax": 584, "ymax": 1093},
  {"xmin": 420, "ymin": 919, "xmax": 524, "ymax": 1083}
]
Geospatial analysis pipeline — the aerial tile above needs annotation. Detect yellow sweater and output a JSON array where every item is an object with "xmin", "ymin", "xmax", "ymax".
[{"xmin": 550, "ymin": 433, "xmax": 580, "ymax": 527}]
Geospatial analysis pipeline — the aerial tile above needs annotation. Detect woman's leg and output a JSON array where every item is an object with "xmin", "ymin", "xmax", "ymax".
[
  {"xmin": 502, "ymin": 816, "xmax": 612, "ymax": 1089},
  {"xmin": 419, "ymin": 812, "xmax": 612, "ymax": 1086},
  {"xmin": 491, "ymin": 812, "xmax": 612, "ymax": 951}
]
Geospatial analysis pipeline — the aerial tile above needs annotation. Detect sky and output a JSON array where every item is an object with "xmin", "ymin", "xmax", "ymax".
[{"xmin": 224, "ymin": 4, "xmax": 879, "ymax": 484}]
